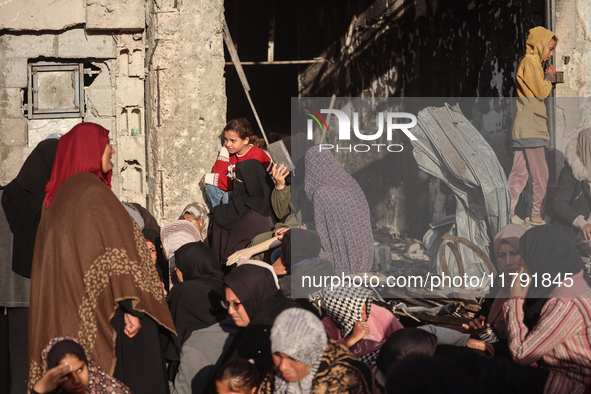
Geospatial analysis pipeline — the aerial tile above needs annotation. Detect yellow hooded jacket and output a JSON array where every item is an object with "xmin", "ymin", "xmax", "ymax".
[{"xmin": 511, "ymin": 26, "xmax": 555, "ymax": 148}]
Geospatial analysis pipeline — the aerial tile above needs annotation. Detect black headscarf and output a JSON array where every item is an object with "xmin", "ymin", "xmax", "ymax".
[
  {"xmin": 142, "ymin": 228, "xmax": 168, "ymax": 288},
  {"xmin": 167, "ymin": 241, "xmax": 224, "ymax": 345},
  {"xmin": 281, "ymin": 228, "xmax": 322, "ymax": 266},
  {"xmin": 47, "ymin": 338, "xmax": 89, "ymax": 369},
  {"xmin": 224, "ymin": 263, "xmax": 278, "ymax": 321},
  {"xmin": 212, "ymin": 160, "xmax": 274, "ymax": 230},
  {"xmin": 519, "ymin": 225, "xmax": 585, "ymax": 328},
  {"xmin": 1, "ymin": 138, "xmax": 59, "ymax": 277}
]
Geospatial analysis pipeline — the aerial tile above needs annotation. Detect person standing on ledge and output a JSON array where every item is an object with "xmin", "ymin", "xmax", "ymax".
[{"xmin": 508, "ymin": 26, "xmax": 557, "ymax": 226}]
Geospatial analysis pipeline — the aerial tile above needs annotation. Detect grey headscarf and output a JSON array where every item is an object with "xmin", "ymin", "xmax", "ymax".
[{"xmin": 270, "ymin": 308, "xmax": 327, "ymax": 394}]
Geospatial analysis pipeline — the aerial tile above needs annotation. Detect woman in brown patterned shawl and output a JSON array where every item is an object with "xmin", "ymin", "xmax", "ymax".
[
  {"xmin": 259, "ymin": 308, "xmax": 380, "ymax": 394},
  {"xmin": 28, "ymin": 123, "xmax": 175, "ymax": 393}
]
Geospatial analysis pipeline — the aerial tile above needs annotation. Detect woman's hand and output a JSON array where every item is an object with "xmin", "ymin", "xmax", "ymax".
[
  {"xmin": 344, "ymin": 321, "xmax": 370, "ymax": 348},
  {"xmin": 272, "ymin": 164, "xmax": 289, "ymax": 190},
  {"xmin": 226, "ymin": 247, "xmax": 255, "ymax": 266},
  {"xmin": 582, "ymin": 223, "xmax": 591, "ymax": 240},
  {"xmin": 466, "ymin": 338, "xmax": 495, "ymax": 356},
  {"xmin": 33, "ymin": 364, "xmax": 72, "ymax": 393},
  {"xmin": 124, "ymin": 313, "xmax": 142, "ymax": 338},
  {"xmin": 510, "ymin": 266, "xmax": 530, "ymax": 298},
  {"xmin": 462, "ymin": 315, "xmax": 488, "ymax": 334},
  {"xmin": 274, "ymin": 227, "xmax": 290, "ymax": 238}
]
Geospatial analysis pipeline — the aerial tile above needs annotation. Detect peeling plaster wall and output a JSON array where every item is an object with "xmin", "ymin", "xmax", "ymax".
[
  {"xmin": 553, "ymin": 0, "xmax": 591, "ymax": 177},
  {"xmin": 145, "ymin": 0, "xmax": 226, "ymax": 224},
  {"xmin": 299, "ymin": 0, "xmax": 544, "ymax": 238}
]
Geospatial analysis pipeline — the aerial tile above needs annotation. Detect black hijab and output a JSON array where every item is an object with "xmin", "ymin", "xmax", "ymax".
[
  {"xmin": 212, "ymin": 159, "xmax": 274, "ymax": 230},
  {"xmin": 224, "ymin": 263, "xmax": 278, "ymax": 321},
  {"xmin": 519, "ymin": 225, "xmax": 585, "ymax": 328},
  {"xmin": 281, "ymin": 228, "xmax": 322, "ymax": 266},
  {"xmin": 1, "ymin": 138, "xmax": 59, "ymax": 277},
  {"xmin": 167, "ymin": 241, "xmax": 225, "ymax": 345},
  {"xmin": 143, "ymin": 228, "xmax": 168, "ymax": 288}
]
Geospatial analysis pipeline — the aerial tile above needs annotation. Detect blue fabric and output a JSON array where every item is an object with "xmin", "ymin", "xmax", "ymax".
[{"xmin": 205, "ymin": 185, "xmax": 232, "ymax": 207}]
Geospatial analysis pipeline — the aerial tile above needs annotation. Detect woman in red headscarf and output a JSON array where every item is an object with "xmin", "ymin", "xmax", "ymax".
[{"xmin": 28, "ymin": 123, "xmax": 176, "ymax": 393}]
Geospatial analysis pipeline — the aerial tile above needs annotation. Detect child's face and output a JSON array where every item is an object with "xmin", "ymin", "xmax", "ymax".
[
  {"xmin": 543, "ymin": 39, "xmax": 557, "ymax": 62},
  {"xmin": 224, "ymin": 130, "xmax": 250, "ymax": 155},
  {"xmin": 58, "ymin": 354, "xmax": 89, "ymax": 394}
]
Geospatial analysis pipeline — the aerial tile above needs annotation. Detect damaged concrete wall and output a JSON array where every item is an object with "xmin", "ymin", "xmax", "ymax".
[
  {"xmin": 298, "ymin": 0, "xmax": 544, "ymax": 239},
  {"xmin": 553, "ymin": 0, "xmax": 591, "ymax": 176},
  {"xmin": 0, "ymin": 0, "xmax": 202, "ymax": 215},
  {"xmin": 145, "ymin": 0, "xmax": 226, "ymax": 224}
]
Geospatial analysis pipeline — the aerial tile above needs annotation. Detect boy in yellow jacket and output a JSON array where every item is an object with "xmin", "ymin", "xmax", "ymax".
[{"xmin": 508, "ymin": 26, "xmax": 557, "ymax": 226}]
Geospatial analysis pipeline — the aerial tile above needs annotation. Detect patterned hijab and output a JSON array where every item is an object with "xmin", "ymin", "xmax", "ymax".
[
  {"xmin": 41, "ymin": 336, "xmax": 131, "ymax": 394},
  {"xmin": 271, "ymin": 308, "xmax": 327, "ymax": 394},
  {"xmin": 45, "ymin": 123, "xmax": 111, "ymax": 208},
  {"xmin": 322, "ymin": 286, "xmax": 379, "ymax": 365},
  {"xmin": 160, "ymin": 220, "xmax": 202, "ymax": 260},
  {"xmin": 304, "ymin": 147, "xmax": 374, "ymax": 274}
]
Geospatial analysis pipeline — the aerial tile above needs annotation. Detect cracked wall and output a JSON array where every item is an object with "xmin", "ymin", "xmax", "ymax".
[
  {"xmin": 145, "ymin": 0, "xmax": 226, "ymax": 224},
  {"xmin": 0, "ymin": 0, "xmax": 225, "ymax": 220}
]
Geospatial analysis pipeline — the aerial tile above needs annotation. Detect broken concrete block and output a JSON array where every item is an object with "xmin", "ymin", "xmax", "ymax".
[
  {"xmin": 1, "ymin": 58, "xmax": 28, "ymax": 88},
  {"xmin": 407, "ymin": 242, "xmax": 423, "ymax": 254},
  {"xmin": 0, "ymin": 147, "xmax": 28, "ymax": 184},
  {"xmin": 86, "ymin": 0, "xmax": 145, "ymax": 31},
  {"xmin": 27, "ymin": 119, "xmax": 81, "ymax": 148},
  {"xmin": 83, "ymin": 115, "xmax": 114, "ymax": 133},
  {"xmin": 86, "ymin": 87, "xmax": 114, "ymax": 117},
  {"xmin": 0, "ymin": 34, "xmax": 56, "ymax": 59},
  {"xmin": 0, "ymin": 88, "xmax": 25, "ymax": 119},
  {"xmin": 0, "ymin": 0, "xmax": 84, "ymax": 31},
  {"xmin": 58, "ymin": 29, "xmax": 116, "ymax": 59},
  {"xmin": 116, "ymin": 77, "xmax": 144, "ymax": 107},
  {"xmin": 0, "ymin": 118, "xmax": 27, "ymax": 147}
]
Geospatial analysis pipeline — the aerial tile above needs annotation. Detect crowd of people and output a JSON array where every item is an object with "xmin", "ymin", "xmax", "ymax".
[{"xmin": 1, "ymin": 25, "xmax": 591, "ymax": 394}]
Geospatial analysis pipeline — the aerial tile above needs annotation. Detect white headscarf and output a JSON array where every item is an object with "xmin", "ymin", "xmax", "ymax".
[{"xmin": 270, "ymin": 308, "xmax": 327, "ymax": 394}]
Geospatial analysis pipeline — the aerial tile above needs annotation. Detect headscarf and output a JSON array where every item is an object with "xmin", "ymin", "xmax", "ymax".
[
  {"xmin": 488, "ymin": 224, "xmax": 527, "ymax": 340},
  {"xmin": 167, "ymin": 242, "xmax": 224, "ymax": 345},
  {"xmin": 322, "ymin": 286, "xmax": 379, "ymax": 365},
  {"xmin": 304, "ymin": 147, "xmax": 374, "ymax": 274},
  {"xmin": 123, "ymin": 201, "xmax": 145, "ymax": 230},
  {"xmin": 321, "ymin": 286, "xmax": 374, "ymax": 339},
  {"xmin": 178, "ymin": 202, "xmax": 209, "ymax": 240},
  {"xmin": 212, "ymin": 159, "xmax": 274, "ymax": 230},
  {"xmin": 525, "ymin": 26, "xmax": 556, "ymax": 61},
  {"xmin": 1, "ymin": 138, "xmax": 59, "ymax": 277},
  {"xmin": 160, "ymin": 220, "xmax": 202, "ymax": 260},
  {"xmin": 224, "ymin": 263, "xmax": 279, "ymax": 321},
  {"xmin": 270, "ymin": 308, "xmax": 327, "ymax": 394},
  {"xmin": 132, "ymin": 202, "xmax": 161, "ymax": 232},
  {"xmin": 41, "ymin": 336, "xmax": 131, "ymax": 394},
  {"xmin": 493, "ymin": 224, "xmax": 527, "ymax": 263},
  {"xmin": 45, "ymin": 123, "xmax": 112, "ymax": 208},
  {"xmin": 281, "ymin": 228, "xmax": 322, "ymax": 266},
  {"xmin": 519, "ymin": 225, "xmax": 585, "ymax": 328},
  {"xmin": 577, "ymin": 128, "xmax": 591, "ymax": 187},
  {"xmin": 143, "ymin": 228, "xmax": 168, "ymax": 286}
]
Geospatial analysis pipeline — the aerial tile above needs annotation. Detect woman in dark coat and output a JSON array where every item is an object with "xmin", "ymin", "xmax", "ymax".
[
  {"xmin": 553, "ymin": 128, "xmax": 591, "ymax": 250},
  {"xmin": 210, "ymin": 160, "xmax": 275, "ymax": 265},
  {"xmin": 167, "ymin": 241, "xmax": 234, "ymax": 393},
  {"xmin": 222, "ymin": 262, "xmax": 299, "ymax": 372}
]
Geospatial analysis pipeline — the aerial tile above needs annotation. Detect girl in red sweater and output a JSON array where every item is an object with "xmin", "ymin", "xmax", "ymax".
[{"xmin": 202, "ymin": 118, "xmax": 272, "ymax": 207}]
